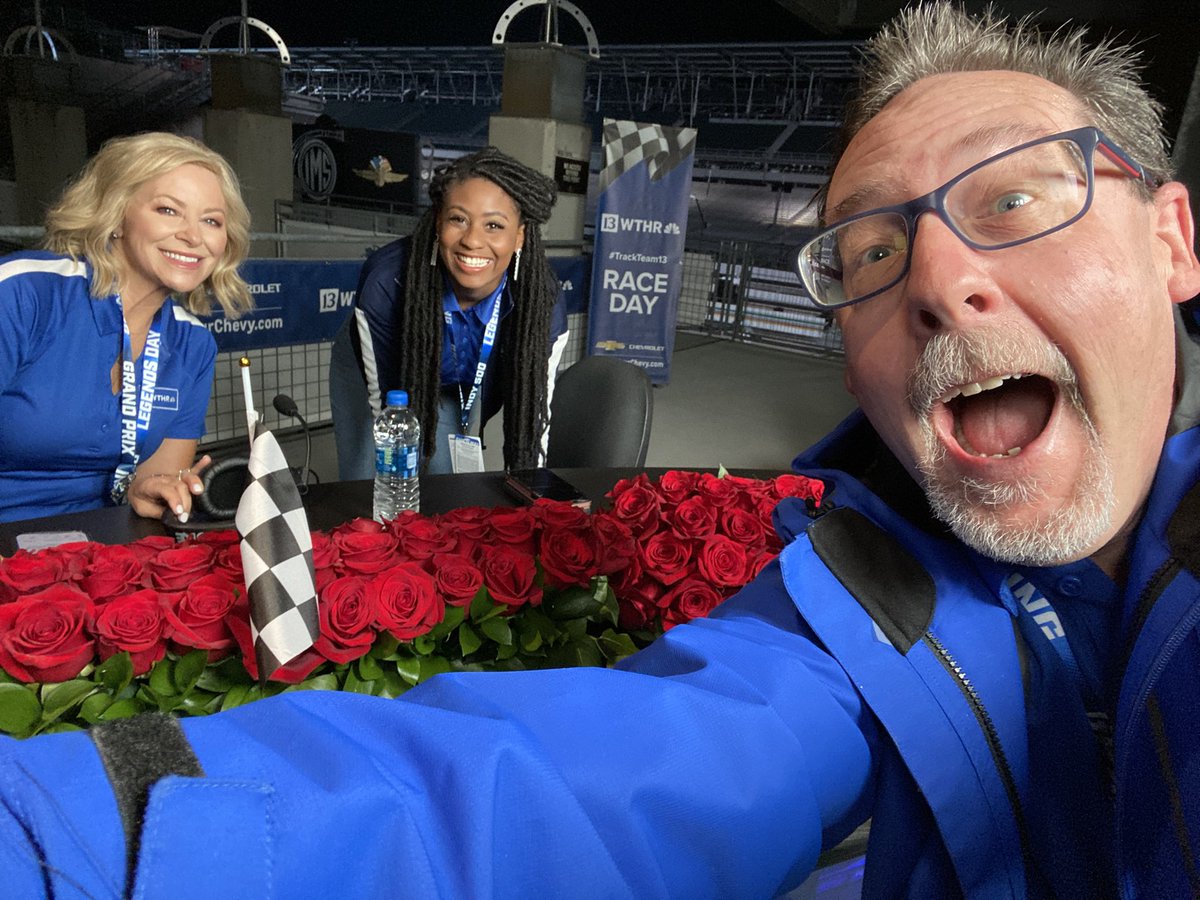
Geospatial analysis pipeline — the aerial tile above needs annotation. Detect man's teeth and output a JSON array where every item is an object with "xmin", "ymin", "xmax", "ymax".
[
  {"xmin": 939, "ymin": 372, "xmax": 1022, "ymax": 402},
  {"xmin": 943, "ymin": 373, "xmax": 1027, "ymax": 459}
]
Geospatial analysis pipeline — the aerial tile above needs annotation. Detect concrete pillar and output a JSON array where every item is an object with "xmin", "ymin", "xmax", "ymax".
[
  {"xmin": 1, "ymin": 57, "xmax": 87, "ymax": 226},
  {"xmin": 202, "ymin": 54, "xmax": 294, "ymax": 257},
  {"xmin": 489, "ymin": 44, "xmax": 592, "ymax": 253}
]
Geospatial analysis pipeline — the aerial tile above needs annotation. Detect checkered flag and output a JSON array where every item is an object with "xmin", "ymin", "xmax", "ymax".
[
  {"xmin": 236, "ymin": 428, "xmax": 319, "ymax": 683},
  {"xmin": 598, "ymin": 119, "xmax": 698, "ymax": 193}
]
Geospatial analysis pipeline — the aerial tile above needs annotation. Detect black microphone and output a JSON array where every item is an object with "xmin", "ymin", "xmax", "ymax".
[{"xmin": 273, "ymin": 393, "xmax": 311, "ymax": 493}]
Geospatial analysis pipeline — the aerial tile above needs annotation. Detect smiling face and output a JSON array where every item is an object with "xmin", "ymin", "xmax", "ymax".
[
  {"xmin": 830, "ymin": 70, "xmax": 1200, "ymax": 570},
  {"xmin": 112, "ymin": 162, "xmax": 228, "ymax": 306},
  {"xmin": 436, "ymin": 177, "xmax": 526, "ymax": 306}
]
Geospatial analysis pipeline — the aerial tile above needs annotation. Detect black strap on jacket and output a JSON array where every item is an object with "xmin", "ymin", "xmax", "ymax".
[{"xmin": 91, "ymin": 713, "xmax": 204, "ymax": 889}]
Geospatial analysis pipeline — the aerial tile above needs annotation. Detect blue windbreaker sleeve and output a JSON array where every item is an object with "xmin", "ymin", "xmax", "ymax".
[
  {"xmin": 350, "ymin": 240, "xmax": 409, "ymax": 417},
  {"xmin": 0, "ymin": 561, "xmax": 877, "ymax": 899}
]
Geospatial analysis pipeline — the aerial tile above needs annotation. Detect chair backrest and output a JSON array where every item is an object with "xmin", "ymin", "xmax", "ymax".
[
  {"xmin": 546, "ymin": 356, "xmax": 653, "ymax": 468},
  {"xmin": 329, "ymin": 316, "xmax": 377, "ymax": 481}
]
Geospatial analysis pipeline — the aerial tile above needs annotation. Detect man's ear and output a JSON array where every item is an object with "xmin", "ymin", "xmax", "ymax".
[{"xmin": 1153, "ymin": 181, "xmax": 1200, "ymax": 304}]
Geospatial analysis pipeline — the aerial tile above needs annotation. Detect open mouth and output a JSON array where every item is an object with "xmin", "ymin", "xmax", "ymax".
[
  {"xmin": 941, "ymin": 373, "xmax": 1057, "ymax": 459},
  {"xmin": 455, "ymin": 254, "xmax": 491, "ymax": 271}
]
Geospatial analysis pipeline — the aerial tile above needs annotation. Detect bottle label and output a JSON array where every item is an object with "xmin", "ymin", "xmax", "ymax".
[{"xmin": 376, "ymin": 443, "xmax": 419, "ymax": 478}]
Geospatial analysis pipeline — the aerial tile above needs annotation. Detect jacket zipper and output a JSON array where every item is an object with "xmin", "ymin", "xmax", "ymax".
[{"xmin": 923, "ymin": 630, "xmax": 1035, "ymax": 887}]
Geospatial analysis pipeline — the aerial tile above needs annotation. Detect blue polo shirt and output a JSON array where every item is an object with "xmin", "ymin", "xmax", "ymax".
[
  {"xmin": 439, "ymin": 274, "xmax": 508, "ymax": 386},
  {"xmin": 0, "ymin": 251, "xmax": 217, "ymax": 522}
]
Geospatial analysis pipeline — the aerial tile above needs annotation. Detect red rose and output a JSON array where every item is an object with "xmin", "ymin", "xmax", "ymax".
[
  {"xmin": 338, "ymin": 517, "xmax": 389, "ymax": 533},
  {"xmin": 696, "ymin": 473, "xmax": 739, "ymax": 507},
  {"xmin": 538, "ymin": 524, "xmax": 600, "ymax": 588},
  {"xmin": 80, "ymin": 545, "xmax": 146, "ymax": 602},
  {"xmin": 591, "ymin": 515, "xmax": 637, "ymax": 577},
  {"xmin": 487, "ymin": 508, "xmax": 538, "ymax": 553},
  {"xmin": 91, "ymin": 589, "xmax": 167, "ymax": 675},
  {"xmin": 195, "ymin": 529, "xmax": 240, "ymax": 549},
  {"xmin": 315, "ymin": 575, "xmax": 376, "ymax": 664},
  {"xmin": 669, "ymin": 497, "xmax": 718, "ymax": 540},
  {"xmin": 389, "ymin": 515, "xmax": 457, "ymax": 560},
  {"xmin": 162, "ymin": 574, "xmax": 239, "ymax": 659},
  {"xmin": 479, "ymin": 546, "xmax": 541, "ymax": 608},
  {"xmin": 748, "ymin": 549, "xmax": 778, "ymax": 580},
  {"xmin": 124, "ymin": 535, "xmax": 178, "ymax": 566},
  {"xmin": 608, "ymin": 475, "xmax": 662, "ymax": 537},
  {"xmin": 719, "ymin": 506, "xmax": 768, "ymax": 553},
  {"xmin": 145, "ymin": 543, "xmax": 216, "ymax": 591},
  {"xmin": 614, "ymin": 576, "xmax": 663, "ymax": 630},
  {"xmin": 656, "ymin": 469, "xmax": 700, "ymax": 508},
  {"xmin": 0, "ymin": 585, "xmax": 94, "ymax": 682},
  {"xmin": 638, "ymin": 532, "xmax": 693, "ymax": 586},
  {"xmin": 226, "ymin": 600, "xmax": 325, "ymax": 684},
  {"xmin": 40, "ymin": 542, "xmax": 92, "ymax": 581},
  {"xmin": 310, "ymin": 530, "xmax": 340, "ymax": 571},
  {"xmin": 772, "ymin": 473, "xmax": 825, "ymax": 506},
  {"xmin": 0, "ymin": 549, "xmax": 67, "ymax": 602},
  {"xmin": 368, "ymin": 563, "xmax": 444, "ymax": 640},
  {"xmin": 210, "ymin": 543, "xmax": 245, "ymax": 582},
  {"xmin": 429, "ymin": 553, "xmax": 484, "ymax": 607},
  {"xmin": 661, "ymin": 577, "xmax": 724, "ymax": 629},
  {"xmin": 435, "ymin": 506, "xmax": 493, "ymax": 542},
  {"xmin": 532, "ymin": 499, "xmax": 590, "ymax": 530},
  {"xmin": 697, "ymin": 535, "xmax": 750, "ymax": 588},
  {"xmin": 334, "ymin": 529, "xmax": 400, "ymax": 575}
]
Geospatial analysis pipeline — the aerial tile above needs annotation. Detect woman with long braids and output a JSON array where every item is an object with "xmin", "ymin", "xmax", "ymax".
[{"xmin": 333, "ymin": 147, "xmax": 568, "ymax": 476}]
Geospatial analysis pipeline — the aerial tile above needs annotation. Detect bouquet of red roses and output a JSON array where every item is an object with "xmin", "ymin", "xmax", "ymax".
[{"xmin": 0, "ymin": 470, "xmax": 823, "ymax": 738}]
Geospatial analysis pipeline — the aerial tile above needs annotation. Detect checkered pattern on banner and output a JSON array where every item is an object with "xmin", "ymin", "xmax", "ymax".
[
  {"xmin": 598, "ymin": 119, "xmax": 698, "ymax": 193},
  {"xmin": 236, "ymin": 429, "xmax": 319, "ymax": 682}
]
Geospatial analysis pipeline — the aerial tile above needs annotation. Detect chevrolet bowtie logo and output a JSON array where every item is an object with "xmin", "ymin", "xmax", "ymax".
[
  {"xmin": 353, "ymin": 155, "xmax": 410, "ymax": 187},
  {"xmin": 594, "ymin": 340, "xmax": 626, "ymax": 351}
]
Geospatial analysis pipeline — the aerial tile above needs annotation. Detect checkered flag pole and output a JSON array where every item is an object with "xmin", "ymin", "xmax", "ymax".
[
  {"xmin": 236, "ymin": 428, "xmax": 319, "ymax": 684},
  {"xmin": 598, "ymin": 119, "xmax": 699, "ymax": 193}
]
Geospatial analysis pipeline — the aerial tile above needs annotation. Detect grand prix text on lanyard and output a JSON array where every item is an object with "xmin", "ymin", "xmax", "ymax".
[
  {"xmin": 447, "ymin": 293, "xmax": 501, "ymax": 473},
  {"xmin": 111, "ymin": 302, "xmax": 165, "ymax": 504}
]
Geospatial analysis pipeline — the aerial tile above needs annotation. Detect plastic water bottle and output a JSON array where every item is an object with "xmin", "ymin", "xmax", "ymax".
[{"xmin": 373, "ymin": 389, "xmax": 421, "ymax": 521}]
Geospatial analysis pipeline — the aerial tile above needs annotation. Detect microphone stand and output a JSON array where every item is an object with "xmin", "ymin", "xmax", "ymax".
[{"xmin": 272, "ymin": 394, "xmax": 311, "ymax": 494}]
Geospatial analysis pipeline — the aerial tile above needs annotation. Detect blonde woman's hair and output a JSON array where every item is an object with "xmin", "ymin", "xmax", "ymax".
[{"xmin": 42, "ymin": 131, "xmax": 253, "ymax": 317}]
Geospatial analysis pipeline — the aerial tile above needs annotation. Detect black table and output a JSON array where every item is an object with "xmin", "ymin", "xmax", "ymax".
[{"xmin": 0, "ymin": 467, "xmax": 757, "ymax": 555}]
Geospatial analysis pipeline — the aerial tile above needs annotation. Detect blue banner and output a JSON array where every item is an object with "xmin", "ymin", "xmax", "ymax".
[
  {"xmin": 201, "ymin": 256, "xmax": 591, "ymax": 353},
  {"xmin": 201, "ymin": 259, "xmax": 362, "ymax": 352},
  {"xmin": 587, "ymin": 119, "xmax": 697, "ymax": 384}
]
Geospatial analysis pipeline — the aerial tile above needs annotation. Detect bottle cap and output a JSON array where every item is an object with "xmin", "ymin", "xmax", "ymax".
[{"xmin": 385, "ymin": 389, "xmax": 409, "ymax": 407}]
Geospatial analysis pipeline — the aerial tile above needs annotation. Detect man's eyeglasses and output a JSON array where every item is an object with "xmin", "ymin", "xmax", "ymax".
[{"xmin": 793, "ymin": 126, "xmax": 1155, "ymax": 310}]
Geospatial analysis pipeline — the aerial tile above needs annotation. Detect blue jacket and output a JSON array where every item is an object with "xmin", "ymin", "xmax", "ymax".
[{"xmin": 1, "ymin": 414, "xmax": 1198, "ymax": 897}]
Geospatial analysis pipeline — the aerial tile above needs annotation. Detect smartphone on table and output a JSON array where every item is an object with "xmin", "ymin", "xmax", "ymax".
[{"xmin": 503, "ymin": 468, "xmax": 592, "ymax": 512}]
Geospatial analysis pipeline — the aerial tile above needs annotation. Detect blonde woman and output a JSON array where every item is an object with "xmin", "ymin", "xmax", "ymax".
[{"xmin": 0, "ymin": 132, "xmax": 252, "ymax": 523}]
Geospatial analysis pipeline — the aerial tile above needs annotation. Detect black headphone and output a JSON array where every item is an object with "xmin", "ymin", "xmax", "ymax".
[{"xmin": 194, "ymin": 456, "xmax": 252, "ymax": 520}]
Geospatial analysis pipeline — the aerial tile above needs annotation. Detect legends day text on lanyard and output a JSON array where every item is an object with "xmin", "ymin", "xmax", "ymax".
[
  {"xmin": 448, "ymin": 282, "xmax": 504, "ymax": 435},
  {"xmin": 111, "ymin": 303, "xmax": 164, "ymax": 504}
]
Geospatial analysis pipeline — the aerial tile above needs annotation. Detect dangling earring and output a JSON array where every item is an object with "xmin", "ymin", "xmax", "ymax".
[
  {"xmin": 429, "ymin": 238, "xmax": 439, "ymax": 267},
  {"xmin": 512, "ymin": 248, "xmax": 521, "ymax": 282}
]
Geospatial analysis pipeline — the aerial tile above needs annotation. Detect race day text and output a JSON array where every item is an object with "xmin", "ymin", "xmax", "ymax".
[{"xmin": 602, "ymin": 269, "xmax": 669, "ymax": 314}]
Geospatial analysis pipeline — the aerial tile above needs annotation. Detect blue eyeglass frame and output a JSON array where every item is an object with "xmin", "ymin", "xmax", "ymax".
[{"xmin": 795, "ymin": 125, "xmax": 1156, "ymax": 310}]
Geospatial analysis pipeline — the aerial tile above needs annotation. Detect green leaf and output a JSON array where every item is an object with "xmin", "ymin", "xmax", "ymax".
[
  {"xmin": 417, "ymin": 655, "xmax": 451, "ymax": 683},
  {"xmin": 148, "ymin": 659, "xmax": 177, "ymax": 699},
  {"xmin": 395, "ymin": 656, "xmax": 422, "ymax": 686},
  {"xmin": 41, "ymin": 680, "xmax": 97, "ymax": 722},
  {"xmin": 195, "ymin": 656, "xmax": 251, "ymax": 693},
  {"xmin": 470, "ymin": 591, "xmax": 504, "ymax": 623},
  {"xmin": 378, "ymin": 669, "xmax": 409, "ymax": 699},
  {"xmin": 295, "ymin": 674, "xmax": 341, "ymax": 692},
  {"xmin": 98, "ymin": 698, "xmax": 145, "ymax": 722},
  {"xmin": 356, "ymin": 654, "xmax": 384, "ymax": 682},
  {"xmin": 478, "ymin": 616, "xmax": 513, "ymax": 646},
  {"xmin": 597, "ymin": 629, "xmax": 641, "ymax": 663},
  {"xmin": 412, "ymin": 634, "xmax": 436, "ymax": 656},
  {"xmin": 41, "ymin": 721, "xmax": 85, "ymax": 734},
  {"xmin": 428, "ymin": 604, "xmax": 465, "ymax": 640},
  {"xmin": 94, "ymin": 652, "xmax": 134, "ymax": 693},
  {"xmin": 458, "ymin": 622, "xmax": 483, "ymax": 656},
  {"xmin": 519, "ymin": 623, "xmax": 543, "ymax": 653},
  {"xmin": 173, "ymin": 650, "xmax": 210, "ymax": 694},
  {"xmin": 547, "ymin": 636, "xmax": 603, "ymax": 668},
  {"xmin": 176, "ymin": 691, "xmax": 223, "ymax": 717},
  {"xmin": 717, "ymin": 464, "xmax": 730, "ymax": 478},
  {"xmin": 371, "ymin": 633, "xmax": 401, "ymax": 659},
  {"xmin": 221, "ymin": 684, "xmax": 254, "ymax": 711},
  {"xmin": 79, "ymin": 692, "xmax": 115, "ymax": 725},
  {"xmin": 544, "ymin": 586, "xmax": 603, "ymax": 621},
  {"xmin": 0, "ymin": 683, "xmax": 41, "ymax": 736}
]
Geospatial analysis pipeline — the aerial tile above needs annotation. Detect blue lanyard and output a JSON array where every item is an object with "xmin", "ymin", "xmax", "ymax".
[
  {"xmin": 1006, "ymin": 571, "xmax": 1096, "ymax": 711},
  {"xmin": 111, "ymin": 302, "xmax": 165, "ymax": 504},
  {"xmin": 445, "ymin": 282, "xmax": 504, "ymax": 434}
]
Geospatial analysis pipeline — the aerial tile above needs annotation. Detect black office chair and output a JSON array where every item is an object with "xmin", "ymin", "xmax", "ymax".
[
  {"xmin": 329, "ymin": 316, "xmax": 377, "ymax": 481},
  {"xmin": 546, "ymin": 356, "xmax": 654, "ymax": 468}
]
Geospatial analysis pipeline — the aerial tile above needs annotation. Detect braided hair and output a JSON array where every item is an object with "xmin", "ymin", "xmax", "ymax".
[{"xmin": 402, "ymin": 147, "xmax": 560, "ymax": 470}]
